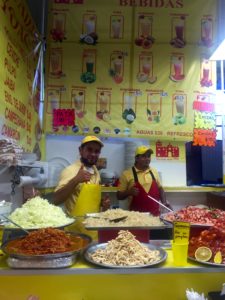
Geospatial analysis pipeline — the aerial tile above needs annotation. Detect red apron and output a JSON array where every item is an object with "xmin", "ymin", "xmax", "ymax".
[{"xmin": 130, "ymin": 167, "xmax": 161, "ymax": 216}]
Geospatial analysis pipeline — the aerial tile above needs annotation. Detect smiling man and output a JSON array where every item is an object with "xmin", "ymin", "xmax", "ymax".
[{"xmin": 53, "ymin": 135, "xmax": 110, "ymax": 218}]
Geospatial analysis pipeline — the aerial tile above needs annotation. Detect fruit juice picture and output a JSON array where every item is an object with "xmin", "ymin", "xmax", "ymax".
[
  {"xmin": 122, "ymin": 92, "xmax": 137, "ymax": 124},
  {"xmin": 147, "ymin": 93, "xmax": 161, "ymax": 122},
  {"xmin": 71, "ymin": 89, "xmax": 85, "ymax": 118},
  {"xmin": 110, "ymin": 15, "xmax": 124, "ymax": 39},
  {"xmin": 170, "ymin": 55, "xmax": 184, "ymax": 81},
  {"xmin": 138, "ymin": 15, "xmax": 152, "ymax": 38},
  {"xmin": 201, "ymin": 18, "xmax": 213, "ymax": 46},
  {"xmin": 200, "ymin": 58, "xmax": 212, "ymax": 87},
  {"xmin": 83, "ymin": 50, "xmax": 96, "ymax": 74},
  {"xmin": 47, "ymin": 89, "xmax": 60, "ymax": 114},
  {"xmin": 53, "ymin": 13, "xmax": 66, "ymax": 34},
  {"xmin": 49, "ymin": 48, "xmax": 62, "ymax": 77},
  {"xmin": 72, "ymin": 90, "xmax": 84, "ymax": 111},
  {"xmin": 110, "ymin": 52, "xmax": 124, "ymax": 83},
  {"xmin": 173, "ymin": 17, "xmax": 185, "ymax": 40},
  {"xmin": 83, "ymin": 14, "xmax": 96, "ymax": 34},
  {"xmin": 140, "ymin": 55, "xmax": 152, "ymax": 76},
  {"xmin": 172, "ymin": 94, "xmax": 187, "ymax": 125},
  {"xmin": 96, "ymin": 91, "xmax": 111, "ymax": 121}
]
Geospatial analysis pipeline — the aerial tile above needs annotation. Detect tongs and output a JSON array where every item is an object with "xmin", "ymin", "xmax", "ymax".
[{"xmin": 1, "ymin": 214, "xmax": 29, "ymax": 234}]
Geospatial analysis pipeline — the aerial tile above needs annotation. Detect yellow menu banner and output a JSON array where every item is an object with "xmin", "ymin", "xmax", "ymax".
[
  {"xmin": 0, "ymin": 0, "xmax": 42, "ymax": 154},
  {"xmin": 44, "ymin": 0, "xmax": 217, "ymax": 141}
]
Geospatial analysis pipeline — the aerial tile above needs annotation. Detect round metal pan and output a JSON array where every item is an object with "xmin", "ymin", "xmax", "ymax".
[{"xmin": 84, "ymin": 242, "xmax": 167, "ymax": 268}]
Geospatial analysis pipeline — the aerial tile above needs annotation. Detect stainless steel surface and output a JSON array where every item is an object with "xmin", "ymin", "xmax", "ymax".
[
  {"xmin": 1, "ymin": 215, "xmax": 29, "ymax": 234},
  {"xmin": 160, "ymin": 213, "xmax": 213, "ymax": 228},
  {"xmin": 188, "ymin": 256, "xmax": 225, "ymax": 267},
  {"xmin": 85, "ymin": 225, "xmax": 169, "ymax": 230},
  {"xmin": 3, "ymin": 218, "xmax": 75, "ymax": 231},
  {"xmin": 7, "ymin": 253, "xmax": 77, "ymax": 269},
  {"xmin": 84, "ymin": 243, "xmax": 167, "ymax": 268}
]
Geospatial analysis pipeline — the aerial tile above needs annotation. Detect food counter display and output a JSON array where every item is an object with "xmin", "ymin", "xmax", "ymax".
[
  {"xmin": 0, "ymin": 247, "xmax": 224, "ymax": 300},
  {"xmin": 0, "ymin": 199, "xmax": 224, "ymax": 300}
]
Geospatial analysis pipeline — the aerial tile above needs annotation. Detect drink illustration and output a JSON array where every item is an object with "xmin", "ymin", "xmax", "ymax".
[
  {"xmin": 81, "ymin": 50, "xmax": 96, "ymax": 83},
  {"xmin": 47, "ymin": 89, "xmax": 60, "ymax": 114},
  {"xmin": 50, "ymin": 48, "xmax": 62, "ymax": 77},
  {"xmin": 147, "ymin": 94, "xmax": 161, "ymax": 123},
  {"xmin": 170, "ymin": 17, "xmax": 186, "ymax": 48},
  {"xmin": 142, "ymin": 58, "xmax": 151, "ymax": 75},
  {"xmin": 170, "ymin": 55, "xmax": 185, "ymax": 82},
  {"xmin": 140, "ymin": 17, "xmax": 151, "ymax": 37},
  {"xmin": 96, "ymin": 91, "xmax": 111, "ymax": 121},
  {"xmin": 122, "ymin": 93, "xmax": 136, "ymax": 124},
  {"xmin": 173, "ymin": 95, "xmax": 186, "ymax": 125},
  {"xmin": 137, "ymin": 55, "xmax": 157, "ymax": 84},
  {"xmin": 51, "ymin": 13, "xmax": 66, "ymax": 42},
  {"xmin": 86, "ymin": 56, "xmax": 94, "ymax": 73},
  {"xmin": 135, "ymin": 15, "xmax": 155, "ymax": 49},
  {"xmin": 109, "ymin": 52, "xmax": 124, "ymax": 84},
  {"xmin": 201, "ymin": 18, "xmax": 213, "ymax": 47},
  {"xmin": 111, "ymin": 16, "xmax": 123, "ymax": 39},
  {"xmin": 72, "ymin": 90, "xmax": 85, "ymax": 118},
  {"xmin": 80, "ymin": 14, "xmax": 98, "ymax": 45},
  {"xmin": 200, "ymin": 59, "xmax": 212, "ymax": 87}
]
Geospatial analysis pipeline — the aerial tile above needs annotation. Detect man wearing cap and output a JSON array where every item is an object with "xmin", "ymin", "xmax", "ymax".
[
  {"xmin": 53, "ymin": 135, "xmax": 110, "ymax": 223},
  {"xmin": 117, "ymin": 145, "xmax": 171, "ymax": 216}
]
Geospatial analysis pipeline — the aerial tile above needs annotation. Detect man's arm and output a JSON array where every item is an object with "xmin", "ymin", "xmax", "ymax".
[
  {"xmin": 116, "ymin": 172, "xmax": 139, "ymax": 200},
  {"xmin": 53, "ymin": 165, "xmax": 92, "ymax": 205}
]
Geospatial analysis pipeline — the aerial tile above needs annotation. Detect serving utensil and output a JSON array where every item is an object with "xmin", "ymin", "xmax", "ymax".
[
  {"xmin": 147, "ymin": 195, "xmax": 173, "ymax": 213},
  {"xmin": 1, "ymin": 214, "xmax": 29, "ymax": 234},
  {"xmin": 82, "ymin": 215, "xmax": 128, "ymax": 223}
]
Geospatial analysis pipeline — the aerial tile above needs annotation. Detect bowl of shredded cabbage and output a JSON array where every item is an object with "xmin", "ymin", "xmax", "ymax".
[{"xmin": 5, "ymin": 196, "xmax": 74, "ymax": 230}]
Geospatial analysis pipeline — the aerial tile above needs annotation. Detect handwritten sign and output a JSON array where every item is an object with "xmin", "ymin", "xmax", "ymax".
[
  {"xmin": 173, "ymin": 221, "xmax": 190, "ymax": 243},
  {"xmin": 53, "ymin": 109, "xmax": 75, "ymax": 128}
]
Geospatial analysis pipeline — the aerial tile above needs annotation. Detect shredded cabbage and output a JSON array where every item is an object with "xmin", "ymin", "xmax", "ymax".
[{"xmin": 8, "ymin": 196, "xmax": 74, "ymax": 228}]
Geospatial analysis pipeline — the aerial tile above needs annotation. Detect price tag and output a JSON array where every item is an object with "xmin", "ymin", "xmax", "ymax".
[{"xmin": 173, "ymin": 221, "xmax": 190, "ymax": 243}]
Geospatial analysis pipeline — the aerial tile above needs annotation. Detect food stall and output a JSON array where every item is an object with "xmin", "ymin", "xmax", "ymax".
[{"xmin": 0, "ymin": 0, "xmax": 225, "ymax": 299}]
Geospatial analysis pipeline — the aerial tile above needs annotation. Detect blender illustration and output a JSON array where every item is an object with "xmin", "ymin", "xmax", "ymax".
[
  {"xmin": 122, "ymin": 92, "xmax": 136, "ymax": 124},
  {"xmin": 201, "ymin": 18, "xmax": 213, "ymax": 47},
  {"xmin": 72, "ymin": 90, "xmax": 85, "ymax": 118},
  {"xmin": 170, "ymin": 55, "xmax": 185, "ymax": 81},
  {"xmin": 147, "ymin": 93, "xmax": 161, "ymax": 123},
  {"xmin": 173, "ymin": 94, "xmax": 186, "ymax": 125},
  {"xmin": 170, "ymin": 17, "xmax": 186, "ymax": 48}
]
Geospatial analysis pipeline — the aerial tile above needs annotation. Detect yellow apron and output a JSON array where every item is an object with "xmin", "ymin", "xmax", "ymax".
[{"xmin": 66, "ymin": 183, "xmax": 101, "ymax": 240}]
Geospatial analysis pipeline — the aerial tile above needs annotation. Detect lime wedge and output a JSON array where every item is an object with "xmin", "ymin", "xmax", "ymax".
[{"xmin": 214, "ymin": 251, "xmax": 222, "ymax": 264}]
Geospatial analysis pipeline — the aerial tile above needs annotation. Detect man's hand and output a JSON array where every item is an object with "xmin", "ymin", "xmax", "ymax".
[
  {"xmin": 101, "ymin": 193, "xmax": 111, "ymax": 211},
  {"xmin": 128, "ymin": 186, "xmax": 139, "ymax": 197},
  {"xmin": 75, "ymin": 164, "xmax": 91, "ymax": 183}
]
